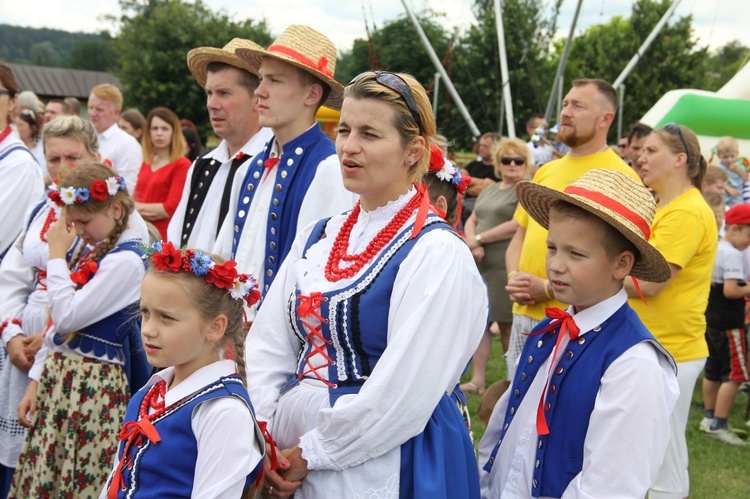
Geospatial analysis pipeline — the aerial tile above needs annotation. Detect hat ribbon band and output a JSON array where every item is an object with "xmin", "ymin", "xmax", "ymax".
[
  {"xmin": 267, "ymin": 45, "xmax": 332, "ymax": 78},
  {"xmin": 564, "ymin": 186, "xmax": 651, "ymax": 239}
]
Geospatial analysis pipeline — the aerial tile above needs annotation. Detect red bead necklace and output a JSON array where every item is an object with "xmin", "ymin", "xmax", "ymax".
[
  {"xmin": 139, "ymin": 380, "xmax": 167, "ymax": 420},
  {"xmin": 39, "ymin": 208, "xmax": 57, "ymax": 242},
  {"xmin": 325, "ymin": 192, "xmax": 422, "ymax": 282},
  {"xmin": 0, "ymin": 126, "xmax": 11, "ymax": 145}
]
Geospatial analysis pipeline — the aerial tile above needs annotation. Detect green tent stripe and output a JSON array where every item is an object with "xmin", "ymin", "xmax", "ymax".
[{"xmin": 656, "ymin": 94, "xmax": 750, "ymax": 140}]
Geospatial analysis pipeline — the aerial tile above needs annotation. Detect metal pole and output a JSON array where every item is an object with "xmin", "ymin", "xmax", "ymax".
[
  {"xmin": 400, "ymin": 0, "xmax": 481, "ymax": 139},
  {"xmin": 544, "ymin": 0, "xmax": 584, "ymax": 125},
  {"xmin": 494, "ymin": 0, "xmax": 515, "ymax": 138},
  {"xmin": 432, "ymin": 72, "xmax": 440, "ymax": 117},
  {"xmin": 613, "ymin": 0, "xmax": 683, "ymax": 88},
  {"xmin": 617, "ymin": 83, "xmax": 625, "ymax": 141}
]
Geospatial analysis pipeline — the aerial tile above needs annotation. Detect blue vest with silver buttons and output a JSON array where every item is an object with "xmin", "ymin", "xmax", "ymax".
[
  {"xmin": 483, "ymin": 303, "xmax": 674, "ymax": 498},
  {"xmin": 231, "ymin": 124, "xmax": 335, "ymax": 293}
]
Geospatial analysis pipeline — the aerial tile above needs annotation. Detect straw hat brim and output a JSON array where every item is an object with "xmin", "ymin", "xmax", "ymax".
[
  {"xmin": 235, "ymin": 47, "xmax": 344, "ymax": 110},
  {"xmin": 187, "ymin": 47, "xmax": 261, "ymax": 88},
  {"xmin": 515, "ymin": 180, "xmax": 671, "ymax": 283}
]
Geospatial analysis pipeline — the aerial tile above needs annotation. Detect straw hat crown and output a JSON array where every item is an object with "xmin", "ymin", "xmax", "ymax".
[
  {"xmin": 235, "ymin": 25, "xmax": 344, "ymax": 110},
  {"xmin": 514, "ymin": 168, "xmax": 670, "ymax": 282},
  {"xmin": 187, "ymin": 38, "xmax": 265, "ymax": 88}
]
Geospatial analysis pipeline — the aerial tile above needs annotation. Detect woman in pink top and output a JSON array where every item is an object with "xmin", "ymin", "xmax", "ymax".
[{"xmin": 134, "ymin": 107, "xmax": 190, "ymax": 239}]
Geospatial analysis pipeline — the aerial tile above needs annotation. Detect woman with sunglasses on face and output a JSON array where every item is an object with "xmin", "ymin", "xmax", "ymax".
[
  {"xmin": 462, "ymin": 138, "xmax": 531, "ymax": 396},
  {"xmin": 625, "ymin": 123, "xmax": 716, "ymax": 499},
  {"xmin": 247, "ymin": 71, "xmax": 488, "ymax": 499}
]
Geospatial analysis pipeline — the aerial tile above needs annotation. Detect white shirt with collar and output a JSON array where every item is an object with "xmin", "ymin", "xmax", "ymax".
[
  {"xmin": 478, "ymin": 287, "xmax": 679, "ymax": 499},
  {"xmin": 100, "ymin": 360, "xmax": 264, "ymax": 499},
  {"xmin": 167, "ymin": 128, "xmax": 274, "ymax": 251},
  {"xmin": 98, "ymin": 122, "xmax": 142, "ymax": 195}
]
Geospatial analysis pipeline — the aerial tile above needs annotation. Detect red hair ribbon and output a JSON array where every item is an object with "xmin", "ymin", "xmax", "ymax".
[
  {"xmin": 267, "ymin": 45, "xmax": 332, "ymax": 78},
  {"xmin": 410, "ymin": 184, "xmax": 431, "ymax": 240},
  {"xmin": 253, "ymin": 420, "xmax": 280, "ymax": 487},
  {"xmin": 428, "ymin": 144, "xmax": 444, "ymax": 172},
  {"xmin": 524, "ymin": 307, "xmax": 580, "ymax": 436},
  {"xmin": 563, "ymin": 186, "xmax": 650, "ymax": 239}
]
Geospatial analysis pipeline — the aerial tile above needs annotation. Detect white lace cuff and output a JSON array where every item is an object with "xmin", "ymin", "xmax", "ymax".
[{"xmin": 299, "ymin": 428, "xmax": 342, "ymax": 471}]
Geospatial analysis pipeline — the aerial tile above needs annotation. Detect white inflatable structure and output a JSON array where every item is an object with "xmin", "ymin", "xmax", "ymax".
[{"xmin": 641, "ymin": 62, "xmax": 750, "ymax": 157}]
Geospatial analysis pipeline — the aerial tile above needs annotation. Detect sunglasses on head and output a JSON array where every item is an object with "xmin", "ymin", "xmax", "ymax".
[
  {"xmin": 500, "ymin": 156, "xmax": 526, "ymax": 166},
  {"xmin": 662, "ymin": 122, "xmax": 690, "ymax": 164},
  {"xmin": 0, "ymin": 89, "xmax": 10, "ymax": 97},
  {"xmin": 348, "ymin": 71, "xmax": 423, "ymax": 133}
]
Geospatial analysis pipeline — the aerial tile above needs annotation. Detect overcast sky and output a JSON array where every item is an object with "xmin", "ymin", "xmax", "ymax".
[{"xmin": 1, "ymin": 0, "xmax": 746, "ymax": 54}]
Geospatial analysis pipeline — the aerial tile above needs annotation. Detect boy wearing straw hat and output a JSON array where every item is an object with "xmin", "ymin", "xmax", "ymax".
[
  {"xmin": 168, "ymin": 38, "xmax": 274, "ymax": 252},
  {"xmin": 214, "ymin": 25, "xmax": 355, "ymax": 308},
  {"xmin": 478, "ymin": 169, "xmax": 679, "ymax": 498}
]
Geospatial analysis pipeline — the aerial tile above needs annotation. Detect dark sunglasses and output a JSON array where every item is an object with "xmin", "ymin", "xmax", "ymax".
[
  {"xmin": 348, "ymin": 71, "xmax": 423, "ymax": 133},
  {"xmin": 663, "ymin": 122, "xmax": 690, "ymax": 164},
  {"xmin": 500, "ymin": 156, "xmax": 526, "ymax": 166}
]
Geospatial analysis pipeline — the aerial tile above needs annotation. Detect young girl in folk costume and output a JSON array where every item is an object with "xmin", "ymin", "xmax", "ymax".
[
  {"xmin": 423, "ymin": 142, "xmax": 471, "ymax": 229},
  {"xmin": 0, "ymin": 117, "xmax": 103, "ymax": 496},
  {"xmin": 101, "ymin": 242, "xmax": 266, "ymax": 498},
  {"xmin": 10, "ymin": 162, "xmax": 150, "ymax": 498},
  {"xmin": 250, "ymin": 72, "xmax": 488, "ymax": 499}
]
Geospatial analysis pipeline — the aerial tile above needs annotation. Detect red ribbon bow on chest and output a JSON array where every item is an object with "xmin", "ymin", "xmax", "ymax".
[
  {"xmin": 526, "ymin": 307, "xmax": 580, "ymax": 436},
  {"xmin": 263, "ymin": 157, "xmax": 279, "ymax": 180}
]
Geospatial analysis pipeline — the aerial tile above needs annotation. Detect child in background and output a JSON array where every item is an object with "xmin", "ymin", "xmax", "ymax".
[
  {"xmin": 101, "ymin": 243, "xmax": 266, "ymax": 498},
  {"xmin": 479, "ymin": 169, "xmax": 679, "ymax": 498},
  {"xmin": 716, "ymin": 136, "xmax": 747, "ymax": 207},
  {"xmin": 423, "ymin": 143, "xmax": 471, "ymax": 229},
  {"xmin": 703, "ymin": 165, "xmax": 730, "ymax": 197},
  {"xmin": 703, "ymin": 191, "xmax": 727, "ymax": 233},
  {"xmin": 700, "ymin": 204, "xmax": 750, "ymax": 446},
  {"xmin": 10, "ymin": 162, "xmax": 150, "ymax": 498}
]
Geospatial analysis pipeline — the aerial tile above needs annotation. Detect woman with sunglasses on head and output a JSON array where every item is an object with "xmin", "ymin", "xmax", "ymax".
[
  {"xmin": 14, "ymin": 109, "xmax": 46, "ymax": 177},
  {"xmin": 462, "ymin": 138, "xmax": 531, "ymax": 396},
  {"xmin": 625, "ymin": 123, "xmax": 716, "ymax": 499},
  {"xmin": 247, "ymin": 71, "xmax": 488, "ymax": 499}
]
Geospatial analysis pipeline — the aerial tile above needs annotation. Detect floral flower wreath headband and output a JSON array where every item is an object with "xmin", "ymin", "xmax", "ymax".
[
  {"xmin": 48, "ymin": 175, "xmax": 127, "ymax": 207},
  {"xmin": 143, "ymin": 241, "xmax": 261, "ymax": 308},
  {"xmin": 428, "ymin": 144, "xmax": 471, "ymax": 196}
]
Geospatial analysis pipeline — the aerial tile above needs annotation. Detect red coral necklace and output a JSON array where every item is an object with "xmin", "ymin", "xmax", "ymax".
[
  {"xmin": 39, "ymin": 208, "xmax": 57, "ymax": 242},
  {"xmin": 325, "ymin": 193, "xmax": 422, "ymax": 282}
]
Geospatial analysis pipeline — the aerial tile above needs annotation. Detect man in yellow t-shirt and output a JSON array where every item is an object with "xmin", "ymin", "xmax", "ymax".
[{"xmin": 504, "ymin": 79, "xmax": 640, "ymax": 380}]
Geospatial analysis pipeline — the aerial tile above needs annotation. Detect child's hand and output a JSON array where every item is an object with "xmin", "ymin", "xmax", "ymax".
[
  {"xmin": 17, "ymin": 380, "xmax": 39, "ymax": 428},
  {"xmin": 22, "ymin": 333, "xmax": 44, "ymax": 362},
  {"xmin": 47, "ymin": 210, "xmax": 76, "ymax": 259},
  {"xmin": 6, "ymin": 336, "xmax": 33, "ymax": 370}
]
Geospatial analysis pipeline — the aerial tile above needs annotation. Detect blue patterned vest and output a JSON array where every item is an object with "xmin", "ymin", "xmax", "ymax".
[
  {"xmin": 110, "ymin": 375, "xmax": 264, "ymax": 498},
  {"xmin": 483, "ymin": 303, "xmax": 675, "ymax": 497},
  {"xmin": 231, "ymin": 124, "xmax": 335, "ymax": 294},
  {"xmin": 279, "ymin": 215, "xmax": 454, "ymax": 405}
]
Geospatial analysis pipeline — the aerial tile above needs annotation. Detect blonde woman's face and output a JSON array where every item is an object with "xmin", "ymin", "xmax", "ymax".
[{"xmin": 44, "ymin": 136, "xmax": 98, "ymax": 180}]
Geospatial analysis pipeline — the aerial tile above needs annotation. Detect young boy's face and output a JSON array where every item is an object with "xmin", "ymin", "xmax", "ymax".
[
  {"xmin": 545, "ymin": 212, "xmax": 629, "ymax": 312},
  {"xmin": 255, "ymin": 57, "xmax": 315, "ymax": 133},
  {"xmin": 719, "ymin": 150, "xmax": 739, "ymax": 167},
  {"xmin": 727, "ymin": 224, "xmax": 750, "ymax": 251},
  {"xmin": 703, "ymin": 180, "xmax": 727, "ymax": 195}
]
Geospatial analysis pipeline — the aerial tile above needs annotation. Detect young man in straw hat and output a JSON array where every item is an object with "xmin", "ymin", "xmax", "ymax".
[
  {"xmin": 479, "ymin": 168, "xmax": 679, "ymax": 498},
  {"xmin": 504, "ymin": 79, "xmax": 640, "ymax": 381},
  {"xmin": 167, "ymin": 38, "xmax": 274, "ymax": 251},
  {"xmin": 214, "ymin": 24, "xmax": 355, "ymax": 304}
]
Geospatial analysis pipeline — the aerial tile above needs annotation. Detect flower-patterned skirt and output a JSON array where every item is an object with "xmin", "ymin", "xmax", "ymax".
[{"xmin": 9, "ymin": 351, "xmax": 129, "ymax": 498}]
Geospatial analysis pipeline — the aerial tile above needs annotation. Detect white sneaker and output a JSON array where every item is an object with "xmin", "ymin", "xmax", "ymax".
[
  {"xmin": 699, "ymin": 417, "xmax": 712, "ymax": 432},
  {"xmin": 705, "ymin": 427, "xmax": 749, "ymax": 446}
]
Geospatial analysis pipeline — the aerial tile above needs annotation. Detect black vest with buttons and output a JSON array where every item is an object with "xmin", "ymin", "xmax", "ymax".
[{"xmin": 484, "ymin": 303, "xmax": 674, "ymax": 498}]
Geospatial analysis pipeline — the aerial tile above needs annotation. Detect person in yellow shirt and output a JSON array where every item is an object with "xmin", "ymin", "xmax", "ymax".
[
  {"xmin": 505, "ymin": 79, "xmax": 639, "ymax": 380},
  {"xmin": 625, "ymin": 123, "xmax": 716, "ymax": 498}
]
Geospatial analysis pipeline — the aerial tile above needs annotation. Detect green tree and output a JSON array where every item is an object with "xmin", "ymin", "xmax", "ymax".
[
  {"xmin": 68, "ymin": 37, "xmax": 117, "ymax": 72},
  {"xmin": 30, "ymin": 41, "xmax": 61, "ymax": 66},
  {"xmin": 112, "ymin": 0, "xmax": 271, "ymax": 139},
  {"xmin": 560, "ymin": 0, "xmax": 707, "ymax": 139},
  {"xmin": 703, "ymin": 40, "xmax": 750, "ymax": 91}
]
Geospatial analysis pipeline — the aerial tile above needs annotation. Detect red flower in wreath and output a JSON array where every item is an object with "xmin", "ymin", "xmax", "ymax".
[
  {"xmin": 244, "ymin": 287, "xmax": 262, "ymax": 307},
  {"xmin": 206, "ymin": 260, "xmax": 239, "ymax": 290},
  {"xmin": 90, "ymin": 179, "xmax": 108, "ymax": 202},
  {"xmin": 48, "ymin": 190, "xmax": 63, "ymax": 206},
  {"xmin": 428, "ymin": 143, "xmax": 444, "ymax": 172},
  {"xmin": 152, "ymin": 241, "xmax": 184, "ymax": 272},
  {"xmin": 70, "ymin": 260, "xmax": 99, "ymax": 285}
]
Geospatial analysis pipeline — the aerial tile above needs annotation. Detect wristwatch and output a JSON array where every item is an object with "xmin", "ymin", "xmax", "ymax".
[{"xmin": 475, "ymin": 234, "xmax": 483, "ymax": 245}]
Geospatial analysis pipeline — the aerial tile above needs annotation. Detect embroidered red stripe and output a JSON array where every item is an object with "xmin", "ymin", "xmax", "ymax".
[
  {"xmin": 267, "ymin": 45, "xmax": 332, "ymax": 78},
  {"xmin": 564, "ymin": 186, "xmax": 650, "ymax": 239}
]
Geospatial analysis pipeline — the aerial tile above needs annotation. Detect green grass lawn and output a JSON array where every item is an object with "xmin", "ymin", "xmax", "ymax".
[{"xmin": 461, "ymin": 335, "xmax": 750, "ymax": 497}]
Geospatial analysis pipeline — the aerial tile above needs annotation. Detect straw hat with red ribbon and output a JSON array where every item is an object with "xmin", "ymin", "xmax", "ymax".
[
  {"xmin": 187, "ymin": 38, "xmax": 265, "ymax": 88},
  {"xmin": 514, "ymin": 168, "xmax": 670, "ymax": 283},
  {"xmin": 235, "ymin": 25, "xmax": 344, "ymax": 110}
]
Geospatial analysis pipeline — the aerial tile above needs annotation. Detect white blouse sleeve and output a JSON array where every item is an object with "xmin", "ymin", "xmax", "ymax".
[
  {"xmin": 299, "ymin": 230, "xmax": 488, "ymax": 470},
  {"xmin": 0, "ymin": 152, "xmax": 44, "ymax": 253},
  {"xmin": 191, "ymin": 397, "xmax": 265, "ymax": 499},
  {"xmin": 0, "ymin": 240, "xmax": 36, "ymax": 343},
  {"xmin": 561, "ymin": 342, "xmax": 679, "ymax": 498}
]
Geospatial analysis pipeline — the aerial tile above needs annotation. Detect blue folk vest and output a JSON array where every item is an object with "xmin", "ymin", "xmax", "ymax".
[
  {"xmin": 484, "ymin": 303, "xmax": 675, "ymax": 498},
  {"xmin": 111, "ymin": 375, "xmax": 264, "ymax": 498},
  {"xmin": 231, "ymin": 124, "xmax": 335, "ymax": 294}
]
